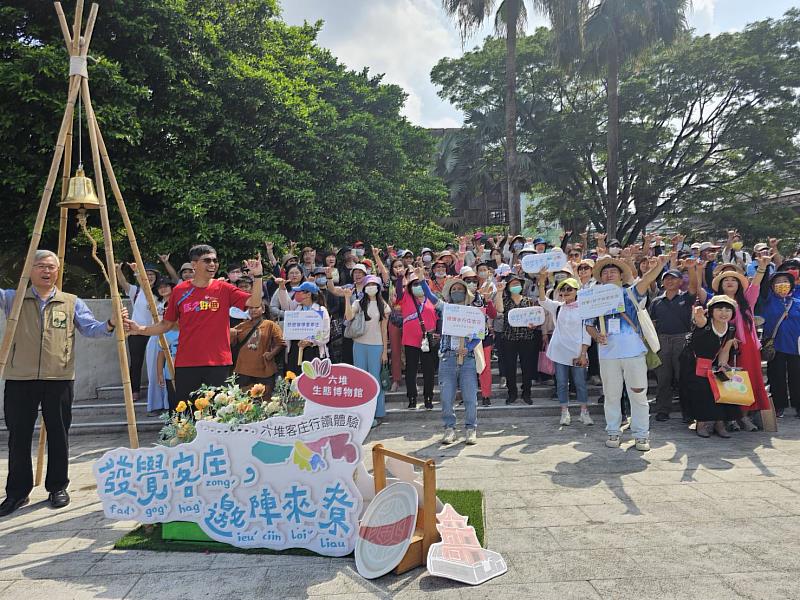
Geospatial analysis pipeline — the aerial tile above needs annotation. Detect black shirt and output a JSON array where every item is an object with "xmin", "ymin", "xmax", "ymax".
[{"xmin": 649, "ymin": 291, "xmax": 696, "ymax": 335}]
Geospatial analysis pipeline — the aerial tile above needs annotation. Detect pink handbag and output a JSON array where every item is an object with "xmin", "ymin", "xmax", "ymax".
[{"xmin": 538, "ymin": 342, "xmax": 556, "ymax": 376}]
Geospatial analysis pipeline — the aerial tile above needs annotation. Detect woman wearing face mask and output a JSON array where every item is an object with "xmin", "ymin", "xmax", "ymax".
[
  {"xmin": 417, "ymin": 273, "xmax": 481, "ymax": 445},
  {"xmin": 495, "ymin": 273, "xmax": 538, "ymax": 405},
  {"xmin": 462, "ymin": 267, "xmax": 497, "ymax": 406},
  {"xmin": 706, "ymin": 255, "xmax": 772, "ymax": 430},
  {"xmin": 270, "ymin": 263, "xmax": 304, "ymax": 325},
  {"xmin": 428, "ymin": 259, "xmax": 448, "ymax": 298},
  {"xmin": 313, "ymin": 266, "xmax": 343, "ymax": 363},
  {"xmin": 344, "ymin": 276, "xmax": 390, "ymax": 427},
  {"xmin": 396, "ymin": 271, "xmax": 438, "ymax": 409},
  {"xmin": 683, "ymin": 297, "xmax": 740, "ymax": 437},
  {"xmin": 327, "ymin": 263, "xmax": 369, "ymax": 365},
  {"xmin": 538, "ymin": 270, "xmax": 593, "ymax": 426},
  {"xmin": 504, "ymin": 235, "xmax": 526, "ymax": 264},
  {"xmin": 762, "ymin": 271, "xmax": 800, "ymax": 417},
  {"xmin": 275, "ymin": 280, "xmax": 330, "ymax": 375},
  {"xmin": 386, "ymin": 258, "xmax": 409, "ymax": 392}
]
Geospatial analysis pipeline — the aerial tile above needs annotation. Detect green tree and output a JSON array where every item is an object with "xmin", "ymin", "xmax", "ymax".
[
  {"xmin": 442, "ymin": 0, "xmax": 563, "ymax": 234},
  {"xmin": 544, "ymin": 0, "xmax": 690, "ymax": 238},
  {"xmin": 0, "ymin": 0, "xmax": 451, "ymax": 293},
  {"xmin": 432, "ymin": 16, "xmax": 800, "ymax": 246}
]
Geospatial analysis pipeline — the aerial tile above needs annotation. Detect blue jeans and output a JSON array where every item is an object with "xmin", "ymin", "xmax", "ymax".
[
  {"xmin": 354, "ymin": 342, "xmax": 385, "ymax": 418},
  {"xmin": 555, "ymin": 361, "xmax": 589, "ymax": 406},
  {"xmin": 438, "ymin": 351, "xmax": 478, "ymax": 430}
]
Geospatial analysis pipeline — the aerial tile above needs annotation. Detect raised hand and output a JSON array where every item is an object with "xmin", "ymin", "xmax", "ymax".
[
  {"xmin": 758, "ymin": 254, "xmax": 772, "ymax": 269},
  {"xmin": 158, "ymin": 253, "xmax": 170, "ymax": 263},
  {"xmin": 244, "ymin": 254, "xmax": 263, "ymax": 277},
  {"xmin": 342, "ymin": 287, "xmax": 354, "ymax": 299},
  {"xmin": 274, "ymin": 278, "xmax": 286, "ymax": 289},
  {"xmin": 264, "ymin": 241, "xmax": 274, "ymax": 252},
  {"xmin": 769, "ymin": 238, "xmax": 781, "ymax": 248}
]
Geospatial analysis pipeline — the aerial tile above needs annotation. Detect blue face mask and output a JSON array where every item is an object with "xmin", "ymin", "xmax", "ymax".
[
  {"xmin": 509, "ymin": 285, "xmax": 523, "ymax": 295},
  {"xmin": 513, "ymin": 242, "xmax": 523, "ymax": 251},
  {"xmin": 450, "ymin": 291, "xmax": 467, "ymax": 304},
  {"xmin": 315, "ymin": 277, "xmax": 327, "ymax": 287},
  {"xmin": 412, "ymin": 285, "xmax": 424, "ymax": 297}
]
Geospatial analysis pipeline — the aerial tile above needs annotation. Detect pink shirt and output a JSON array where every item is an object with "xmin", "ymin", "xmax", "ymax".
[{"xmin": 400, "ymin": 294, "xmax": 437, "ymax": 348}]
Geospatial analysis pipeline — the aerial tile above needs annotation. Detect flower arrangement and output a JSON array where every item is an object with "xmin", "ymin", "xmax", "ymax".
[{"xmin": 158, "ymin": 372, "xmax": 305, "ymax": 447}]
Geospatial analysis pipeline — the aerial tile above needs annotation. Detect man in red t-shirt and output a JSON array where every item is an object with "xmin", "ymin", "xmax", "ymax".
[{"xmin": 125, "ymin": 244, "xmax": 264, "ymax": 408}]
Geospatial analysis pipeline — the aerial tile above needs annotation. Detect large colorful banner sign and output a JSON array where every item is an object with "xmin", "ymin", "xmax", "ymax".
[{"xmin": 94, "ymin": 359, "xmax": 377, "ymax": 557}]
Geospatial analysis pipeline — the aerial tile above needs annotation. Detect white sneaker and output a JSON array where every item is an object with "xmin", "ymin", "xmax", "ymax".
[
  {"xmin": 635, "ymin": 438, "xmax": 650, "ymax": 452},
  {"xmin": 441, "ymin": 428, "xmax": 457, "ymax": 445},
  {"xmin": 606, "ymin": 435, "xmax": 621, "ymax": 448},
  {"xmin": 559, "ymin": 410, "xmax": 571, "ymax": 426},
  {"xmin": 580, "ymin": 411, "xmax": 594, "ymax": 426},
  {"xmin": 465, "ymin": 429, "xmax": 477, "ymax": 445}
]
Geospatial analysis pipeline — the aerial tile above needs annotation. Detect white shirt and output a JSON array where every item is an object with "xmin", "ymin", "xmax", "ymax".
[
  {"xmin": 541, "ymin": 297, "xmax": 591, "ymax": 366},
  {"xmin": 127, "ymin": 284, "xmax": 154, "ymax": 326},
  {"xmin": 351, "ymin": 300, "xmax": 389, "ymax": 346}
]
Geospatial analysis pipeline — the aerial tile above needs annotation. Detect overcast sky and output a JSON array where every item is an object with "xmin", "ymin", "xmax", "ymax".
[{"xmin": 280, "ymin": 0, "xmax": 798, "ymax": 128}]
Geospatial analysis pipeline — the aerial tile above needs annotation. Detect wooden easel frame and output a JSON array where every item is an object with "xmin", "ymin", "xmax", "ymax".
[
  {"xmin": 0, "ymin": 1, "xmax": 176, "ymax": 483},
  {"xmin": 371, "ymin": 444, "xmax": 440, "ymax": 575}
]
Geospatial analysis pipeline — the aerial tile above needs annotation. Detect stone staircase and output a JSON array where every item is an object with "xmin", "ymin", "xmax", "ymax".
[{"xmin": 2, "ymin": 364, "xmax": 667, "ymax": 437}]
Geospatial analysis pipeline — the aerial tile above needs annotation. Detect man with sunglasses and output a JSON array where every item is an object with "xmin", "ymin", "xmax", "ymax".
[
  {"xmin": 125, "ymin": 244, "xmax": 263, "ymax": 409},
  {"xmin": 0, "ymin": 250, "xmax": 124, "ymax": 517}
]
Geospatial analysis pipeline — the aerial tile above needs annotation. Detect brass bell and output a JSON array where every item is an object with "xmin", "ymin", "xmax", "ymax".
[{"xmin": 59, "ymin": 166, "xmax": 100, "ymax": 210}]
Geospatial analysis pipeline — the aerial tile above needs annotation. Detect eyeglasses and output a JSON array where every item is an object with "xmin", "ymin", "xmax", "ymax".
[
  {"xmin": 569, "ymin": 253, "xmax": 581, "ymax": 259},
  {"xmin": 199, "ymin": 257, "xmax": 219, "ymax": 264},
  {"xmin": 33, "ymin": 264, "xmax": 58, "ymax": 272},
  {"xmin": 577, "ymin": 266, "xmax": 591, "ymax": 271}
]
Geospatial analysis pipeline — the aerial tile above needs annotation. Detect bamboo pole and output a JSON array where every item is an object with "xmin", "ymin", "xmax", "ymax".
[
  {"xmin": 81, "ymin": 77, "xmax": 139, "ymax": 448},
  {"xmin": 0, "ymin": 81, "xmax": 81, "ymax": 379},
  {"xmin": 93, "ymin": 122, "xmax": 176, "ymax": 380}
]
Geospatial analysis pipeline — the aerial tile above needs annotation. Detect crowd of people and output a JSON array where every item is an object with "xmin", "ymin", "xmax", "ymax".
[
  {"xmin": 2, "ymin": 230, "xmax": 799, "ymax": 518},
  {"xmin": 118, "ymin": 230, "xmax": 800, "ymax": 452}
]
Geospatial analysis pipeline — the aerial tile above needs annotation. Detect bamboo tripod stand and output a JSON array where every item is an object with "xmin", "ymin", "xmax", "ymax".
[{"xmin": 0, "ymin": 1, "xmax": 175, "ymax": 484}]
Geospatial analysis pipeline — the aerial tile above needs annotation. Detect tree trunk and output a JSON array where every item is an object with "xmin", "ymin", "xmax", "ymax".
[
  {"xmin": 504, "ymin": 4, "xmax": 521, "ymax": 234},
  {"xmin": 605, "ymin": 32, "xmax": 620, "ymax": 240}
]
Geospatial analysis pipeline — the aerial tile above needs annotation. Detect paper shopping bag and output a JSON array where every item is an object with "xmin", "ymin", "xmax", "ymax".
[{"xmin": 707, "ymin": 368, "xmax": 756, "ymax": 406}]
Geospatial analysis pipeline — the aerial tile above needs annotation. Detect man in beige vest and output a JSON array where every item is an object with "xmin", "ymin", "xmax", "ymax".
[{"xmin": 0, "ymin": 250, "xmax": 122, "ymax": 517}]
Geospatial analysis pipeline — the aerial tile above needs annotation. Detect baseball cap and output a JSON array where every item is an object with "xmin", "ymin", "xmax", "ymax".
[
  {"xmin": 294, "ymin": 281, "xmax": 319, "ymax": 294},
  {"xmin": 699, "ymin": 242, "xmax": 721, "ymax": 252},
  {"xmin": 753, "ymin": 242, "xmax": 768, "ymax": 253},
  {"xmin": 661, "ymin": 269, "xmax": 683, "ymax": 281}
]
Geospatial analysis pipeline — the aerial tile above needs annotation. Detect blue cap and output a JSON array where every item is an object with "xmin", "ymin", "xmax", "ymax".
[
  {"xmin": 294, "ymin": 281, "xmax": 320, "ymax": 295},
  {"xmin": 533, "ymin": 237, "xmax": 547, "ymax": 246},
  {"xmin": 144, "ymin": 263, "xmax": 161, "ymax": 274}
]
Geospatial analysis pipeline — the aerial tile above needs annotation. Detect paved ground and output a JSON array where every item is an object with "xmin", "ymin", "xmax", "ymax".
[{"xmin": 2, "ymin": 412, "xmax": 800, "ymax": 599}]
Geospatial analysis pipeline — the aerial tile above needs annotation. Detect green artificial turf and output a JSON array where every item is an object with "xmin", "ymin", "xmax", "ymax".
[{"xmin": 114, "ymin": 489, "xmax": 484, "ymax": 554}]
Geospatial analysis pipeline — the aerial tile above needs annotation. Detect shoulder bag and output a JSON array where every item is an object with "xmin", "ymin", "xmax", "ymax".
[
  {"xmin": 343, "ymin": 303, "xmax": 366, "ymax": 340},
  {"xmin": 761, "ymin": 299, "xmax": 793, "ymax": 362}
]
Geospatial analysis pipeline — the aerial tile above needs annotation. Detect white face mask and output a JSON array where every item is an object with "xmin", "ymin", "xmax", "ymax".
[
  {"xmin": 477, "ymin": 269, "xmax": 489, "ymax": 280},
  {"xmin": 609, "ymin": 247, "xmax": 621, "ymax": 257},
  {"xmin": 466, "ymin": 282, "xmax": 478, "ymax": 292},
  {"xmin": 365, "ymin": 286, "xmax": 379, "ymax": 297},
  {"xmin": 354, "ymin": 248, "xmax": 365, "ymax": 258}
]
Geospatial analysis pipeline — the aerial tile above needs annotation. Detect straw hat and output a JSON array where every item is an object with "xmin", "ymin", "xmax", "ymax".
[
  {"xmin": 711, "ymin": 270, "xmax": 749, "ymax": 293},
  {"xmin": 592, "ymin": 257, "xmax": 633, "ymax": 281},
  {"xmin": 712, "ymin": 262, "xmax": 744, "ymax": 278},
  {"xmin": 442, "ymin": 277, "xmax": 473, "ymax": 304}
]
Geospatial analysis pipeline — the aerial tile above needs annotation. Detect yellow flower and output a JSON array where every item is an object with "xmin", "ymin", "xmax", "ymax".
[
  {"xmin": 285, "ymin": 371, "xmax": 297, "ymax": 381},
  {"xmin": 236, "ymin": 401, "xmax": 252, "ymax": 414},
  {"xmin": 204, "ymin": 390, "xmax": 215, "ymax": 401},
  {"xmin": 249, "ymin": 383, "xmax": 266, "ymax": 398},
  {"xmin": 175, "ymin": 401, "xmax": 188, "ymax": 413},
  {"xmin": 194, "ymin": 397, "xmax": 210, "ymax": 411}
]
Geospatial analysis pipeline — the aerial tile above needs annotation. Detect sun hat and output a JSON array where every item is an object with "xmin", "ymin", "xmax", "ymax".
[
  {"xmin": 350, "ymin": 263, "xmax": 369, "ymax": 276},
  {"xmin": 707, "ymin": 295, "xmax": 738, "ymax": 311},
  {"xmin": 442, "ymin": 277, "xmax": 473, "ymax": 304},
  {"xmin": 179, "ymin": 262, "xmax": 193, "ymax": 274},
  {"xmin": 362, "ymin": 275, "xmax": 383, "ymax": 291},
  {"xmin": 592, "ymin": 257, "xmax": 633, "ymax": 281},
  {"xmin": 711, "ymin": 270, "xmax": 749, "ymax": 293}
]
